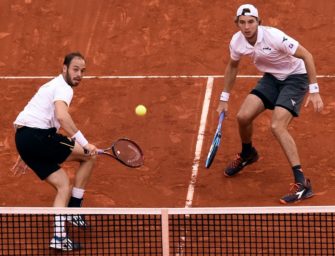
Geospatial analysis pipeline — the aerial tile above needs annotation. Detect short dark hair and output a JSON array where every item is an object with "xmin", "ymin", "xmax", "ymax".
[
  {"xmin": 63, "ymin": 52, "xmax": 85, "ymax": 67},
  {"xmin": 234, "ymin": 15, "xmax": 260, "ymax": 25}
]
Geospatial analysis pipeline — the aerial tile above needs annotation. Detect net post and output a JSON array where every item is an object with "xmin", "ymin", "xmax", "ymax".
[{"xmin": 161, "ymin": 208, "xmax": 170, "ymax": 256}]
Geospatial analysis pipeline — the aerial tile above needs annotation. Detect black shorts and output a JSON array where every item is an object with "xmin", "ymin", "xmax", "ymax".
[
  {"xmin": 15, "ymin": 127, "xmax": 74, "ymax": 180},
  {"xmin": 251, "ymin": 73, "xmax": 308, "ymax": 117}
]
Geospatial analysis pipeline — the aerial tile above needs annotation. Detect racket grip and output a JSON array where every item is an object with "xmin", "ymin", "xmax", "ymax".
[
  {"xmin": 96, "ymin": 149, "xmax": 104, "ymax": 155},
  {"xmin": 219, "ymin": 112, "xmax": 225, "ymax": 123}
]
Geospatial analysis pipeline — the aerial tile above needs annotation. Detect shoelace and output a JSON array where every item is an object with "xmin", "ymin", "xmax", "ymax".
[
  {"xmin": 229, "ymin": 154, "xmax": 244, "ymax": 168},
  {"xmin": 287, "ymin": 182, "xmax": 304, "ymax": 195}
]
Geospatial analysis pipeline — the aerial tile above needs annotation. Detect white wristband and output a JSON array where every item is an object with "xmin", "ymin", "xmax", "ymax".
[
  {"xmin": 220, "ymin": 92, "xmax": 230, "ymax": 102},
  {"xmin": 72, "ymin": 130, "xmax": 89, "ymax": 147},
  {"xmin": 309, "ymin": 83, "xmax": 319, "ymax": 93}
]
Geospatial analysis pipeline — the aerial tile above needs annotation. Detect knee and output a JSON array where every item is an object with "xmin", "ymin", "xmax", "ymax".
[
  {"xmin": 80, "ymin": 154, "xmax": 97, "ymax": 169},
  {"xmin": 81, "ymin": 154, "xmax": 97, "ymax": 163},
  {"xmin": 237, "ymin": 110, "xmax": 251, "ymax": 126},
  {"xmin": 271, "ymin": 121, "xmax": 285, "ymax": 137},
  {"xmin": 88, "ymin": 154, "xmax": 97, "ymax": 165},
  {"xmin": 56, "ymin": 181, "xmax": 72, "ymax": 197}
]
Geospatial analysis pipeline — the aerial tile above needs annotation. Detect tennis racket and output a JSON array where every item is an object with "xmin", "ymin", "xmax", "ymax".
[
  {"xmin": 205, "ymin": 112, "xmax": 225, "ymax": 168},
  {"xmin": 97, "ymin": 138, "xmax": 144, "ymax": 168}
]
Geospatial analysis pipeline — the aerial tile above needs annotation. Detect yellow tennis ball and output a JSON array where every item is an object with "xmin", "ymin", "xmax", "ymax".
[{"xmin": 135, "ymin": 105, "xmax": 147, "ymax": 116}]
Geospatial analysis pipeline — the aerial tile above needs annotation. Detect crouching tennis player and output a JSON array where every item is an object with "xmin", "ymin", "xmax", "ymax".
[
  {"xmin": 216, "ymin": 4, "xmax": 324, "ymax": 204},
  {"xmin": 13, "ymin": 52, "xmax": 96, "ymax": 251}
]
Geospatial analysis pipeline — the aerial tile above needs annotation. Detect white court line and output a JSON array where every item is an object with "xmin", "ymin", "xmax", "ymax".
[
  {"xmin": 0, "ymin": 75, "xmax": 335, "ymax": 79},
  {"xmin": 176, "ymin": 77, "xmax": 214, "ymax": 256},
  {"xmin": 185, "ymin": 77, "xmax": 214, "ymax": 208}
]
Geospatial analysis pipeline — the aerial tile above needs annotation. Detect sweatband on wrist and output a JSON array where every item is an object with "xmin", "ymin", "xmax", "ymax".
[
  {"xmin": 309, "ymin": 83, "xmax": 319, "ymax": 93},
  {"xmin": 220, "ymin": 91, "xmax": 230, "ymax": 102},
  {"xmin": 72, "ymin": 130, "xmax": 88, "ymax": 147}
]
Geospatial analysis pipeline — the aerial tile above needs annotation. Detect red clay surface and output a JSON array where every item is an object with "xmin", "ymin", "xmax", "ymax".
[{"xmin": 0, "ymin": 0, "xmax": 335, "ymax": 207}]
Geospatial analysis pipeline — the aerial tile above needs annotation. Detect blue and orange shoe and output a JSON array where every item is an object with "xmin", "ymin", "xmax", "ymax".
[
  {"xmin": 280, "ymin": 179, "xmax": 314, "ymax": 204},
  {"xmin": 224, "ymin": 148, "xmax": 259, "ymax": 177}
]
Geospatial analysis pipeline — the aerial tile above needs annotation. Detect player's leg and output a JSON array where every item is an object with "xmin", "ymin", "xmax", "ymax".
[
  {"xmin": 45, "ymin": 169, "xmax": 70, "ymax": 239},
  {"xmin": 224, "ymin": 94, "xmax": 264, "ymax": 176},
  {"xmin": 224, "ymin": 97, "xmax": 263, "ymax": 176},
  {"xmin": 225, "ymin": 74, "xmax": 282, "ymax": 177},
  {"xmin": 66, "ymin": 142, "xmax": 97, "ymax": 189},
  {"xmin": 271, "ymin": 74, "xmax": 308, "ymax": 183},
  {"xmin": 272, "ymin": 74, "xmax": 313, "ymax": 204},
  {"xmin": 271, "ymin": 107, "xmax": 300, "ymax": 167},
  {"xmin": 271, "ymin": 106, "xmax": 309, "ymax": 183},
  {"xmin": 65, "ymin": 142, "xmax": 97, "ymax": 203},
  {"xmin": 237, "ymin": 94, "xmax": 265, "ymax": 152},
  {"xmin": 45, "ymin": 168, "xmax": 71, "ymax": 207},
  {"xmin": 64, "ymin": 142, "xmax": 97, "ymax": 227},
  {"xmin": 272, "ymin": 106, "xmax": 313, "ymax": 204},
  {"xmin": 46, "ymin": 168, "xmax": 81, "ymax": 251}
]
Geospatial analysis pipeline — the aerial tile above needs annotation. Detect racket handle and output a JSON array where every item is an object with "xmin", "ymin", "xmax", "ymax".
[
  {"xmin": 219, "ymin": 112, "xmax": 225, "ymax": 123},
  {"xmin": 96, "ymin": 149, "xmax": 104, "ymax": 155},
  {"xmin": 84, "ymin": 148, "xmax": 102, "ymax": 155}
]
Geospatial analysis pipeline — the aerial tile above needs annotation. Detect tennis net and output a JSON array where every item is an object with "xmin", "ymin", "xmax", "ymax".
[{"xmin": 1, "ymin": 206, "xmax": 335, "ymax": 255}]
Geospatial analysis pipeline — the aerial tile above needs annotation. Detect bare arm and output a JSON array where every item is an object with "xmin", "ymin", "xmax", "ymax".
[
  {"xmin": 216, "ymin": 58, "xmax": 240, "ymax": 114},
  {"xmin": 54, "ymin": 100, "xmax": 79, "ymax": 136},
  {"xmin": 55, "ymin": 100, "xmax": 97, "ymax": 154},
  {"xmin": 223, "ymin": 58, "xmax": 240, "ymax": 92},
  {"xmin": 293, "ymin": 45, "xmax": 317, "ymax": 84},
  {"xmin": 294, "ymin": 45, "xmax": 323, "ymax": 112}
]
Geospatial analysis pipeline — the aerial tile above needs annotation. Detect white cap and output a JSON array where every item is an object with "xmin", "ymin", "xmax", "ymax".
[{"xmin": 236, "ymin": 4, "xmax": 258, "ymax": 18}]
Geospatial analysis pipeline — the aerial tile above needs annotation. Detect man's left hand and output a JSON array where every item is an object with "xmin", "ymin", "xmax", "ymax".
[{"xmin": 304, "ymin": 93, "xmax": 324, "ymax": 112}]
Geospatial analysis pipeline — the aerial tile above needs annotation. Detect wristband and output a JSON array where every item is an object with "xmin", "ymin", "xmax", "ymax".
[
  {"xmin": 220, "ymin": 91, "xmax": 230, "ymax": 102},
  {"xmin": 309, "ymin": 83, "xmax": 319, "ymax": 93},
  {"xmin": 72, "ymin": 130, "xmax": 89, "ymax": 147}
]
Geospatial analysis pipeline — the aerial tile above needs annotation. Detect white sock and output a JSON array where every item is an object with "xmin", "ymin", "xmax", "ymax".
[
  {"xmin": 54, "ymin": 215, "xmax": 67, "ymax": 238},
  {"xmin": 72, "ymin": 187, "xmax": 85, "ymax": 199}
]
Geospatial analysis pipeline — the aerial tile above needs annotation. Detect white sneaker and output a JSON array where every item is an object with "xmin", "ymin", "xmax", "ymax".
[
  {"xmin": 50, "ymin": 235, "xmax": 81, "ymax": 251},
  {"xmin": 67, "ymin": 214, "xmax": 88, "ymax": 228}
]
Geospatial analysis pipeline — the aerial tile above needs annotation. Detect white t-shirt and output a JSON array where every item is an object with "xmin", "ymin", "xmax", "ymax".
[
  {"xmin": 230, "ymin": 26, "xmax": 306, "ymax": 80},
  {"xmin": 14, "ymin": 75, "xmax": 73, "ymax": 130}
]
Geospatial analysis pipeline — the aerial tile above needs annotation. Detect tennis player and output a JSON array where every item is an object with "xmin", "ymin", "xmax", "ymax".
[
  {"xmin": 13, "ymin": 52, "xmax": 96, "ymax": 250},
  {"xmin": 216, "ymin": 4, "xmax": 324, "ymax": 204}
]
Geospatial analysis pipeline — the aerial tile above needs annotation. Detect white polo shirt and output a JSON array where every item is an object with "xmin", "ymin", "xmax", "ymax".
[
  {"xmin": 14, "ymin": 75, "xmax": 73, "ymax": 130},
  {"xmin": 230, "ymin": 26, "xmax": 306, "ymax": 80}
]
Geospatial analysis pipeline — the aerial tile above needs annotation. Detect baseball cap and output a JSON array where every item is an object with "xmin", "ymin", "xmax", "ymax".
[{"xmin": 236, "ymin": 4, "xmax": 258, "ymax": 18}]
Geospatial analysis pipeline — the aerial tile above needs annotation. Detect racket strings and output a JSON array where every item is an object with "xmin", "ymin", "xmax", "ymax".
[{"xmin": 113, "ymin": 140, "xmax": 143, "ymax": 167}]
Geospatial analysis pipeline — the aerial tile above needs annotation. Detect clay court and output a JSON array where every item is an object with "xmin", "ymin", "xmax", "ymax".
[{"xmin": 0, "ymin": 0, "xmax": 335, "ymax": 209}]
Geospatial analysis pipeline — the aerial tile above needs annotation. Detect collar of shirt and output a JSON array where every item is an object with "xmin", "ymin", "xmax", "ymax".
[
  {"xmin": 244, "ymin": 26, "xmax": 264, "ymax": 49},
  {"xmin": 58, "ymin": 74, "xmax": 71, "ymax": 87}
]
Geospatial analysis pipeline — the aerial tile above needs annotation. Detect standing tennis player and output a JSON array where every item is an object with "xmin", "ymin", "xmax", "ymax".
[
  {"xmin": 217, "ymin": 4, "xmax": 324, "ymax": 204},
  {"xmin": 13, "ymin": 52, "xmax": 96, "ymax": 250}
]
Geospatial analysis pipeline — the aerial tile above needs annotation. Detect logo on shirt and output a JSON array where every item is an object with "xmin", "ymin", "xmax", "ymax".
[
  {"xmin": 262, "ymin": 46, "xmax": 272, "ymax": 51},
  {"xmin": 282, "ymin": 36, "xmax": 288, "ymax": 42},
  {"xmin": 291, "ymin": 99, "xmax": 296, "ymax": 106},
  {"xmin": 289, "ymin": 43, "xmax": 294, "ymax": 49}
]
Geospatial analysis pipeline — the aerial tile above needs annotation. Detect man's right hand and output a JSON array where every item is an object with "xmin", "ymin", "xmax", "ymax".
[
  {"xmin": 83, "ymin": 143, "xmax": 97, "ymax": 156},
  {"xmin": 216, "ymin": 101, "xmax": 229, "ymax": 116}
]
